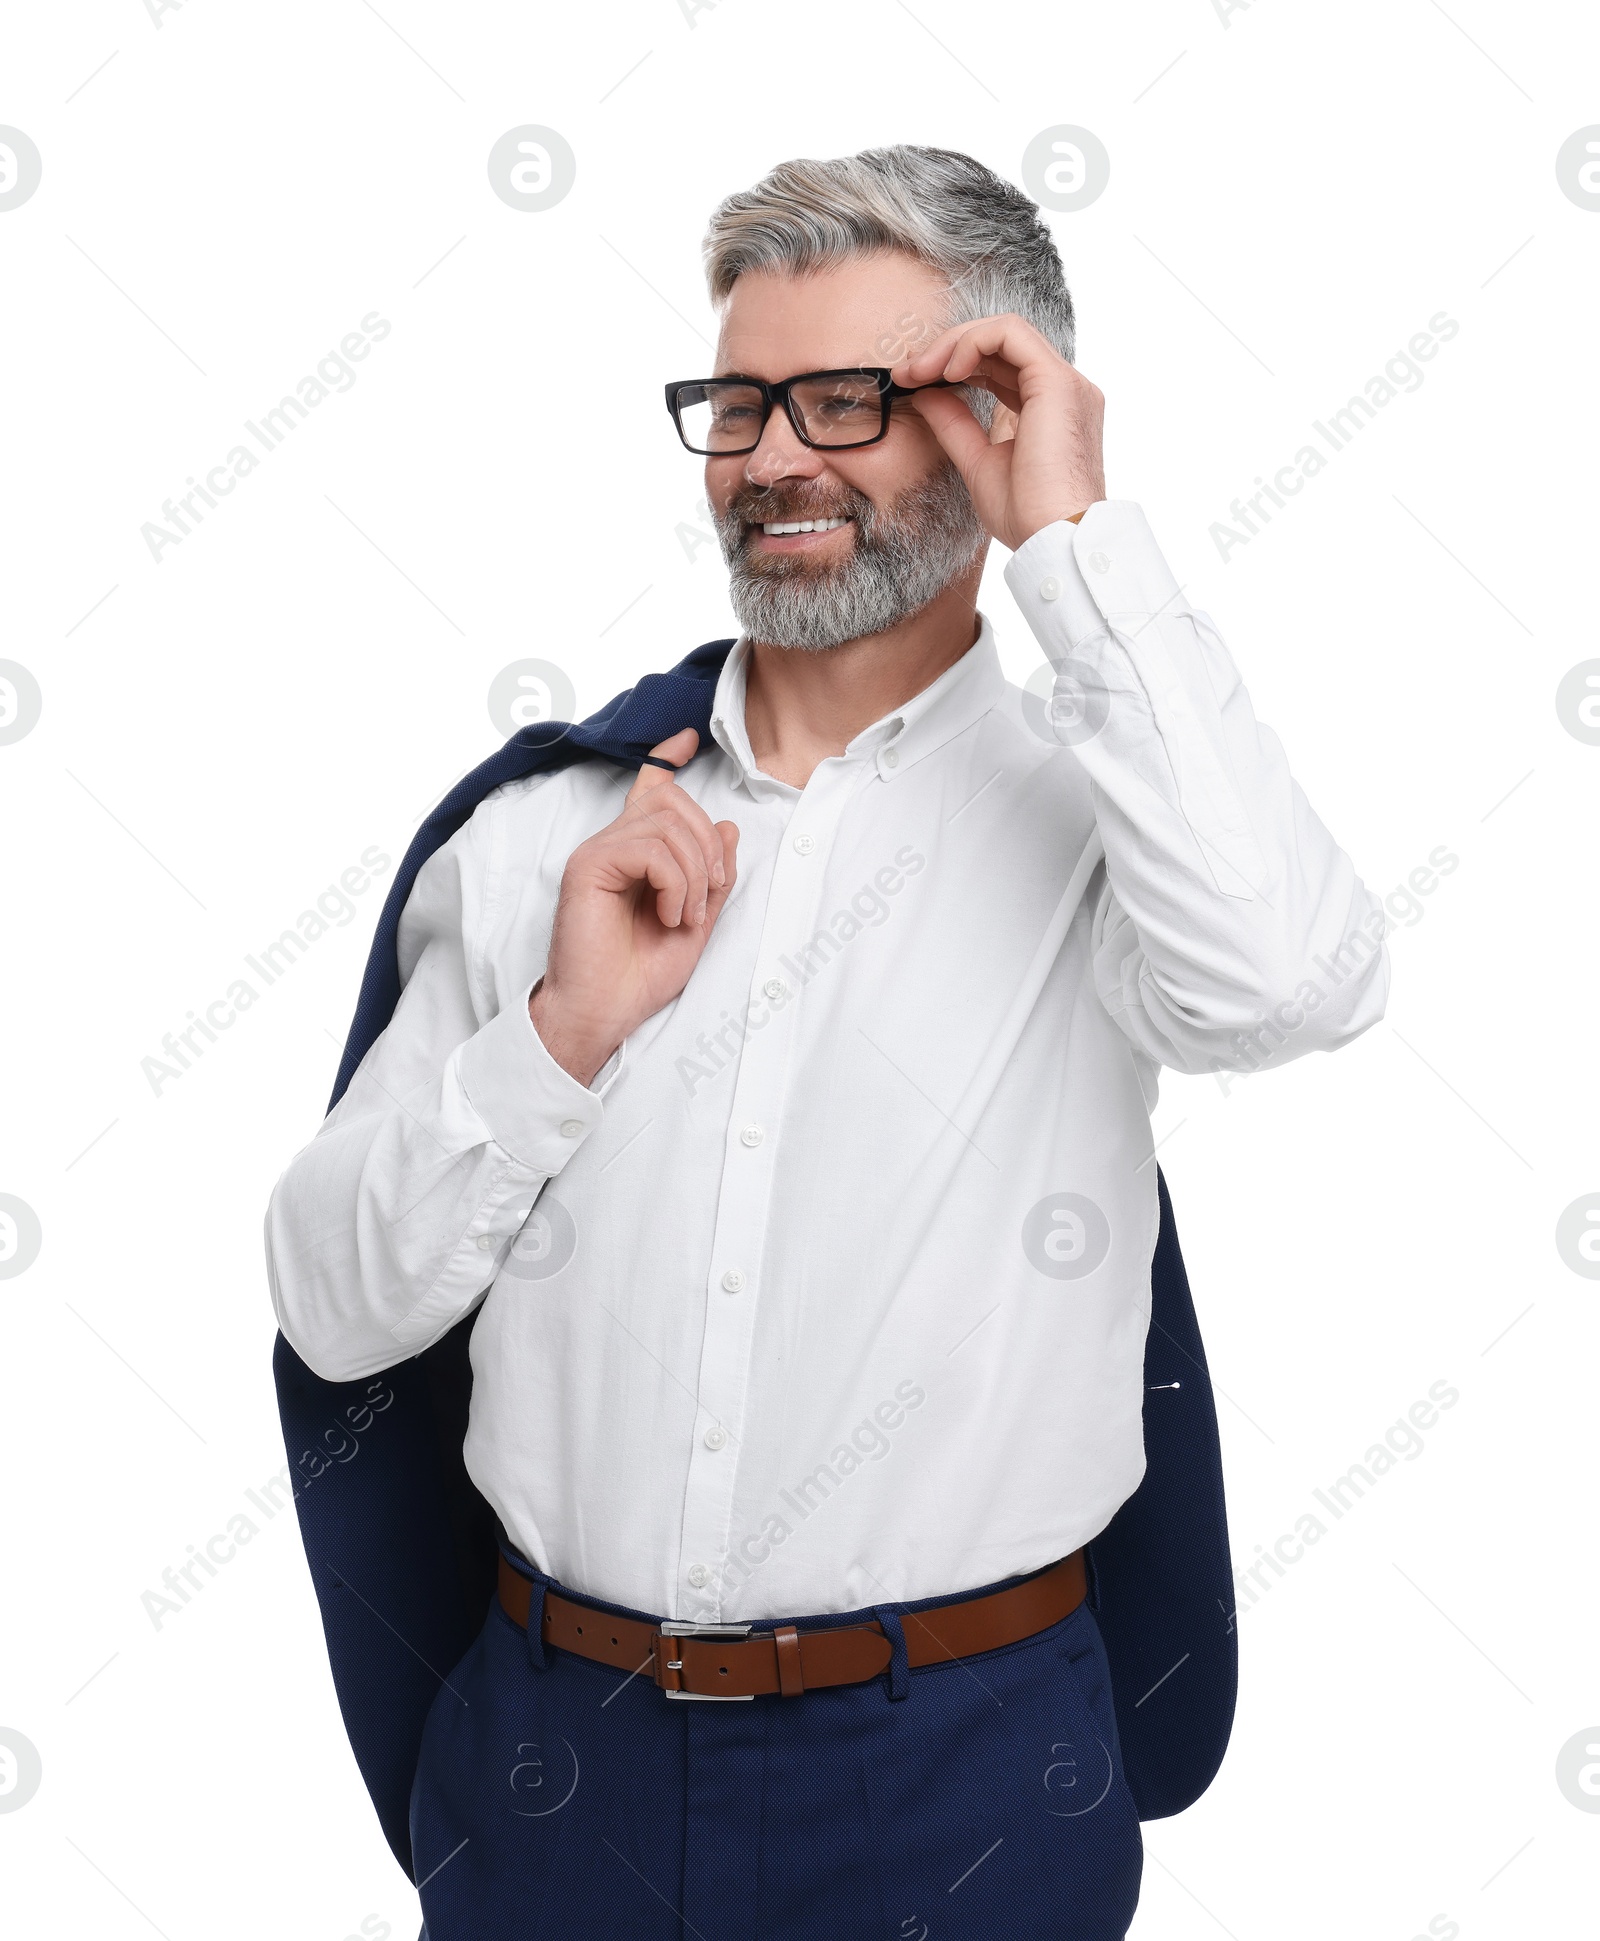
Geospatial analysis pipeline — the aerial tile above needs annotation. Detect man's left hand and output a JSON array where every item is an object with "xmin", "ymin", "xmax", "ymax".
[{"xmin": 893, "ymin": 315, "xmax": 1105, "ymax": 552}]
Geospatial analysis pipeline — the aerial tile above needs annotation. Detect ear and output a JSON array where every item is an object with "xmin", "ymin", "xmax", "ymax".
[{"xmin": 990, "ymin": 401, "xmax": 1020, "ymax": 444}]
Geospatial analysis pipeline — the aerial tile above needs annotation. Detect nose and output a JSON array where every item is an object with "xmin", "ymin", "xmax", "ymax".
[{"xmin": 742, "ymin": 405, "xmax": 826, "ymax": 490}]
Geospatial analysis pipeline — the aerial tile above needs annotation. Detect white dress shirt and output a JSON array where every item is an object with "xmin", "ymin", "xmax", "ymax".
[{"xmin": 265, "ymin": 503, "xmax": 1388, "ymax": 1622}]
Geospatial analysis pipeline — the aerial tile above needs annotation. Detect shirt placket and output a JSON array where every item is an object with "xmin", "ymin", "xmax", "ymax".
[{"xmin": 674, "ymin": 755, "xmax": 868, "ymax": 1619}]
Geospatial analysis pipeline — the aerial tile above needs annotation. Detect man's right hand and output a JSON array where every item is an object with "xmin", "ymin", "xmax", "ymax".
[{"xmin": 529, "ymin": 728, "xmax": 739, "ymax": 1086}]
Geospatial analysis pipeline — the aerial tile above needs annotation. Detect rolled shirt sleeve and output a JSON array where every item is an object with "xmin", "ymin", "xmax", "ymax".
[
  {"xmin": 1004, "ymin": 502, "xmax": 1389, "ymax": 1077},
  {"xmin": 264, "ymin": 790, "xmax": 618, "ymax": 1383}
]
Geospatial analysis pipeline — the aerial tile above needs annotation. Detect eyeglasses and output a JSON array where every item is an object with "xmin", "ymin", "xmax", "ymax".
[{"xmin": 664, "ymin": 367, "xmax": 957, "ymax": 456}]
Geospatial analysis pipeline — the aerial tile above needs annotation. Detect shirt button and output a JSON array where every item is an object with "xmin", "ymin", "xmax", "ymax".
[
  {"xmin": 476, "ymin": 1234, "xmax": 494, "ymax": 1252},
  {"xmin": 1087, "ymin": 550, "xmax": 1112, "ymax": 574},
  {"xmin": 763, "ymin": 978, "xmax": 787, "ymax": 1001},
  {"xmin": 720, "ymin": 1268, "xmax": 745, "ymax": 1293},
  {"xmin": 882, "ymin": 747, "xmax": 899, "ymax": 769},
  {"xmin": 559, "ymin": 1119, "xmax": 584, "ymax": 1138},
  {"xmin": 1039, "ymin": 575, "xmax": 1061, "ymax": 601},
  {"xmin": 740, "ymin": 1125, "xmax": 764, "ymax": 1148},
  {"xmin": 687, "ymin": 1563, "xmax": 709, "ymax": 1588},
  {"xmin": 792, "ymin": 832, "xmax": 816, "ymax": 856},
  {"xmin": 704, "ymin": 1425, "xmax": 727, "ymax": 1451}
]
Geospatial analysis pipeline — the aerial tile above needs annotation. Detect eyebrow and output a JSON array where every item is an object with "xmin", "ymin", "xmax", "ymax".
[{"xmin": 707, "ymin": 366, "xmax": 878, "ymax": 383}]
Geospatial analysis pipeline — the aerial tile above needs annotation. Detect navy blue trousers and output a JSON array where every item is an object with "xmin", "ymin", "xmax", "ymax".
[{"xmin": 411, "ymin": 1553, "xmax": 1143, "ymax": 1940}]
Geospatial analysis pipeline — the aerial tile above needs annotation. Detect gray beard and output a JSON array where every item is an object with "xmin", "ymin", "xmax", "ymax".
[{"xmin": 714, "ymin": 462, "xmax": 987, "ymax": 652}]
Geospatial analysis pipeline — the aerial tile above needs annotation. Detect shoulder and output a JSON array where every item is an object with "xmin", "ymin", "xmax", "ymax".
[
  {"xmin": 433, "ymin": 754, "xmax": 627, "ymax": 869},
  {"xmin": 396, "ymin": 754, "xmax": 625, "ymax": 978},
  {"xmin": 977, "ymin": 674, "xmax": 1097, "ymax": 796}
]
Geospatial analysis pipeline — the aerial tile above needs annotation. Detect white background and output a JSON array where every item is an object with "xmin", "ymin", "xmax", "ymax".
[{"xmin": 2, "ymin": 0, "xmax": 1596, "ymax": 1936}]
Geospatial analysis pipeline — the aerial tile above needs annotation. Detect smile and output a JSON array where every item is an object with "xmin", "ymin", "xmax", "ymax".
[{"xmin": 756, "ymin": 517, "xmax": 852, "ymax": 535}]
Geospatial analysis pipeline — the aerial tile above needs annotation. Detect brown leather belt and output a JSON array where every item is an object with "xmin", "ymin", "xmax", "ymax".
[{"xmin": 497, "ymin": 1549, "xmax": 1086, "ymax": 1700}]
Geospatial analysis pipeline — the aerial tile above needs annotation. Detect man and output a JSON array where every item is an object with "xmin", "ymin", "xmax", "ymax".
[{"xmin": 267, "ymin": 145, "xmax": 1387, "ymax": 1939}]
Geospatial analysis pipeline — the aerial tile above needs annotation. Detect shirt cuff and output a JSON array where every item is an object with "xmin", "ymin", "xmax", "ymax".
[
  {"xmin": 1003, "ymin": 501, "xmax": 1184, "ymax": 659},
  {"xmin": 1004, "ymin": 502, "xmax": 1267, "ymax": 902},
  {"xmin": 456, "ymin": 980, "xmax": 612, "ymax": 1174}
]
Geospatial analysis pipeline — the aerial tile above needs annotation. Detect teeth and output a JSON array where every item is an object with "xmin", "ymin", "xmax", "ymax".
[{"xmin": 761, "ymin": 516, "xmax": 850, "ymax": 535}]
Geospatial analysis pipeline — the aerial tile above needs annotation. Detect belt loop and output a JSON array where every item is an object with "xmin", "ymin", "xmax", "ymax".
[
  {"xmin": 525, "ymin": 1580, "xmax": 549, "ymax": 1671},
  {"xmin": 773, "ymin": 1624, "xmax": 805, "ymax": 1697},
  {"xmin": 874, "ymin": 1608, "xmax": 910, "ymax": 1702}
]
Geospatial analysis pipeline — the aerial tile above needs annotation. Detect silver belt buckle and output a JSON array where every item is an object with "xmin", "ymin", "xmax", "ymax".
[{"xmin": 658, "ymin": 1620, "xmax": 755, "ymax": 1700}]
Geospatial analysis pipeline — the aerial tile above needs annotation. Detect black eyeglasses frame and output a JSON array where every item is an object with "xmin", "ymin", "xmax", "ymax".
[{"xmin": 663, "ymin": 367, "xmax": 958, "ymax": 456}]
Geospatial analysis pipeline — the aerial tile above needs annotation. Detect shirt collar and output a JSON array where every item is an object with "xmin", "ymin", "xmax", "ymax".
[{"xmin": 708, "ymin": 613, "xmax": 1006, "ymax": 795}]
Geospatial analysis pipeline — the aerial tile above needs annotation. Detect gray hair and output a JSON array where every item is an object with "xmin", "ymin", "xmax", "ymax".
[{"xmin": 702, "ymin": 145, "xmax": 1076, "ymax": 391}]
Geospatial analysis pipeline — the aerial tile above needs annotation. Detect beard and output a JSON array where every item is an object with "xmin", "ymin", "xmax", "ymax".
[{"xmin": 713, "ymin": 461, "xmax": 987, "ymax": 652}]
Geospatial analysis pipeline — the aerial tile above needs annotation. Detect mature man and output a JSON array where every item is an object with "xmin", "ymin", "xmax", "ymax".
[{"xmin": 267, "ymin": 146, "xmax": 1387, "ymax": 1939}]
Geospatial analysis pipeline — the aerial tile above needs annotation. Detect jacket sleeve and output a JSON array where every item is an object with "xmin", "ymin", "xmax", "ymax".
[
  {"xmin": 264, "ymin": 783, "xmax": 616, "ymax": 1382},
  {"xmin": 1004, "ymin": 503, "xmax": 1389, "ymax": 1078}
]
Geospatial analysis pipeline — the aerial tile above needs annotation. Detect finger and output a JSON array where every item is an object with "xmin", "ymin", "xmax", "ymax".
[
  {"xmin": 896, "ymin": 316, "xmax": 1060, "ymax": 398},
  {"xmin": 892, "ymin": 318, "xmax": 979, "ymax": 384},
  {"xmin": 648, "ymin": 780, "xmax": 726, "ymax": 888},
  {"xmin": 930, "ymin": 359, "xmax": 1025, "ymax": 417},
  {"xmin": 638, "ymin": 838, "xmax": 691, "ymax": 929},
  {"xmin": 990, "ymin": 400, "xmax": 1021, "ymax": 443},
  {"xmin": 909, "ymin": 387, "xmax": 1002, "ymax": 482},
  {"xmin": 933, "ymin": 345, "xmax": 1028, "ymax": 410},
  {"xmin": 700, "ymin": 821, "xmax": 740, "ymax": 929},
  {"xmin": 626, "ymin": 727, "xmax": 700, "ymax": 803},
  {"xmin": 639, "ymin": 806, "xmax": 710, "ymax": 924},
  {"xmin": 627, "ymin": 790, "xmax": 720, "ymax": 914},
  {"xmin": 894, "ymin": 314, "xmax": 1034, "ymax": 381},
  {"xmin": 591, "ymin": 833, "xmax": 692, "ymax": 925},
  {"xmin": 896, "ymin": 332, "xmax": 1025, "ymax": 415}
]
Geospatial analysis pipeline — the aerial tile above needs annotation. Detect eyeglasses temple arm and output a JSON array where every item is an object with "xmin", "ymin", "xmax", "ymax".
[{"xmin": 883, "ymin": 377, "xmax": 962, "ymax": 401}]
